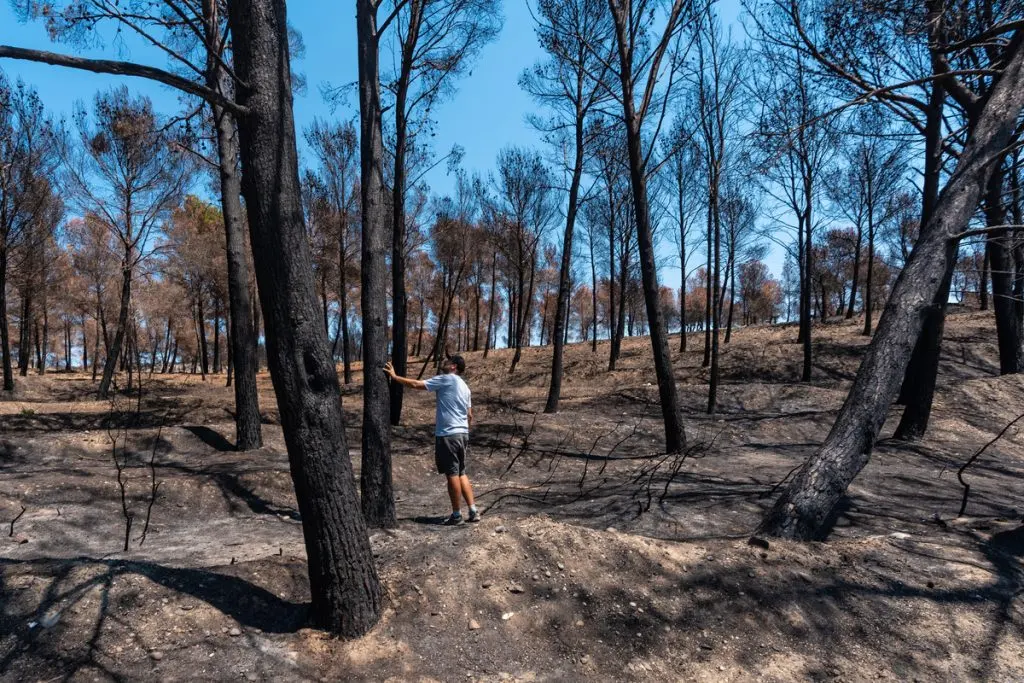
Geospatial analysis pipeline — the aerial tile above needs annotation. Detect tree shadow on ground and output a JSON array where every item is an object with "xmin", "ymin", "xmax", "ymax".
[
  {"xmin": 182, "ymin": 425, "xmax": 235, "ymax": 452},
  {"xmin": 0, "ymin": 556, "xmax": 308, "ymax": 681}
]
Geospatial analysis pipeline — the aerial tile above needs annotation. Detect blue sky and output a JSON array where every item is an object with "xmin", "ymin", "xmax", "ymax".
[{"xmin": 0, "ymin": 0, "xmax": 756, "ymax": 293}]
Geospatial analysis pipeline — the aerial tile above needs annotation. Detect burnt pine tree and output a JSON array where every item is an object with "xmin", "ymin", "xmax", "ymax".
[
  {"xmin": 757, "ymin": 33, "xmax": 1024, "ymax": 540},
  {"xmin": 523, "ymin": 0, "xmax": 613, "ymax": 413},
  {"xmin": 356, "ymin": 0, "xmax": 396, "ymax": 529},
  {"xmin": 0, "ymin": 0, "xmax": 383, "ymax": 636},
  {"xmin": 605, "ymin": 0, "xmax": 692, "ymax": 452}
]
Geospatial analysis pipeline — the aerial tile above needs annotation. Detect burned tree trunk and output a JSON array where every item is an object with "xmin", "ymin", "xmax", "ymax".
[
  {"xmin": 356, "ymin": 0, "xmax": 396, "ymax": 528},
  {"xmin": 201, "ymin": 0, "xmax": 264, "ymax": 448},
  {"xmin": 227, "ymin": 0, "xmax": 382, "ymax": 635}
]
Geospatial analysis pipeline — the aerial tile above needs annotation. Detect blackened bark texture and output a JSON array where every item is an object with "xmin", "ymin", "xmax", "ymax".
[
  {"xmin": 388, "ymin": 0, "xmax": 422, "ymax": 427},
  {"xmin": 98, "ymin": 262, "xmax": 132, "ymax": 399},
  {"xmin": 609, "ymin": 12, "xmax": 686, "ymax": 454},
  {"xmin": 544, "ymin": 115, "xmax": 585, "ymax": 413},
  {"xmin": 0, "ymin": 250, "xmax": 11, "ymax": 391},
  {"xmin": 893, "ymin": 81, "xmax": 948, "ymax": 439},
  {"xmin": 708, "ymin": 192, "xmax": 721, "ymax": 415},
  {"xmin": 202, "ymin": 9, "xmax": 265, "ymax": 449},
  {"xmin": 357, "ymin": 0, "xmax": 396, "ymax": 528},
  {"xmin": 757, "ymin": 37, "xmax": 1024, "ymax": 540},
  {"xmin": 984, "ymin": 164, "xmax": 1024, "ymax": 374},
  {"xmin": 801, "ymin": 180, "xmax": 813, "ymax": 382},
  {"xmin": 226, "ymin": 0, "xmax": 382, "ymax": 636},
  {"xmin": 18, "ymin": 289, "xmax": 31, "ymax": 376},
  {"xmin": 208, "ymin": 81, "xmax": 263, "ymax": 449},
  {"xmin": 703, "ymin": 202, "xmax": 712, "ymax": 367}
]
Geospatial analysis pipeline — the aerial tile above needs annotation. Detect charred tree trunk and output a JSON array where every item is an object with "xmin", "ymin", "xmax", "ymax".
[
  {"xmin": 388, "ymin": 0, "xmax": 422, "ymax": 427},
  {"xmin": 227, "ymin": 0, "xmax": 381, "ymax": 635},
  {"xmin": 611, "ymin": 26, "xmax": 686, "ymax": 452},
  {"xmin": 544, "ymin": 117, "xmax": 584, "ymax": 413},
  {"xmin": 357, "ymin": 0, "xmax": 396, "ymax": 528},
  {"xmin": 893, "ymin": 80, "xmax": 950, "ymax": 438},
  {"xmin": 0, "ymin": 250, "xmax": 12, "ymax": 391},
  {"xmin": 708, "ymin": 191, "xmax": 721, "ymax": 415},
  {"xmin": 200, "ymin": 2, "xmax": 262, "ymax": 446},
  {"xmin": 703, "ymin": 206, "xmax": 712, "ymax": 368},
  {"xmin": 758, "ymin": 38, "xmax": 1024, "ymax": 539},
  {"xmin": 18, "ymin": 288, "xmax": 31, "ymax": 376},
  {"xmin": 99, "ymin": 262, "xmax": 133, "ymax": 399},
  {"xmin": 984, "ymin": 164, "xmax": 1024, "ymax": 374}
]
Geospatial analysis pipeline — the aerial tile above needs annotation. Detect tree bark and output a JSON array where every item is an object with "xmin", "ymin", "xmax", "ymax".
[
  {"xmin": 0, "ymin": 249, "xmax": 12, "ymax": 391},
  {"xmin": 99, "ymin": 262, "xmax": 132, "ymax": 399},
  {"xmin": 892, "ymin": 80, "xmax": 949, "ymax": 439},
  {"xmin": 610, "ymin": 13, "xmax": 686, "ymax": 453},
  {"xmin": 18, "ymin": 287, "xmax": 31, "ymax": 376},
  {"xmin": 757, "ymin": 36, "xmax": 1024, "ymax": 539},
  {"xmin": 204, "ymin": 24, "xmax": 263, "ymax": 447},
  {"xmin": 544, "ymin": 112, "xmax": 585, "ymax": 413},
  {"xmin": 226, "ymin": 0, "xmax": 382, "ymax": 635},
  {"xmin": 357, "ymin": 0, "xmax": 396, "ymax": 528},
  {"xmin": 984, "ymin": 163, "xmax": 1024, "ymax": 373}
]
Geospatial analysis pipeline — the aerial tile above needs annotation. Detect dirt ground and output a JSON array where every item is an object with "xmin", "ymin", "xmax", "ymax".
[{"xmin": 2, "ymin": 310, "xmax": 1024, "ymax": 681}]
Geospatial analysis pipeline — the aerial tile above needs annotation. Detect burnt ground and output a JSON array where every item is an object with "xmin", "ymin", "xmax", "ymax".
[{"xmin": 1, "ymin": 310, "xmax": 1023, "ymax": 681}]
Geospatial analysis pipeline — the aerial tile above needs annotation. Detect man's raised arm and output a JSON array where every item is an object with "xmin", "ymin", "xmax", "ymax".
[{"xmin": 384, "ymin": 362, "xmax": 428, "ymax": 390}]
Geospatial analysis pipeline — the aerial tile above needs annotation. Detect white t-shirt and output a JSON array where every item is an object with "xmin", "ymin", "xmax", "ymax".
[{"xmin": 424, "ymin": 373, "xmax": 472, "ymax": 437}]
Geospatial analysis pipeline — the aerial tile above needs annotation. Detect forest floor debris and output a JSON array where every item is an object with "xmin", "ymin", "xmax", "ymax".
[{"xmin": 2, "ymin": 311, "xmax": 1023, "ymax": 681}]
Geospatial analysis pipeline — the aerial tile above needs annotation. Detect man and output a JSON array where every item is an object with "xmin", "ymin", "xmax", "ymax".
[{"xmin": 384, "ymin": 355, "xmax": 480, "ymax": 526}]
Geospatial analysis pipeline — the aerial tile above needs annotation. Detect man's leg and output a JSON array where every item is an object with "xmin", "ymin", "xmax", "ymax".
[
  {"xmin": 446, "ymin": 475, "xmax": 463, "ymax": 513},
  {"xmin": 459, "ymin": 475, "xmax": 475, "ymax": 508}
]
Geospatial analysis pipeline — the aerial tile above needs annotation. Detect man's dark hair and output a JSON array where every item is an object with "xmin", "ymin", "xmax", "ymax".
[{"xmin": 449, "ymin": 355, "xmax": 466, "ymax": 375}]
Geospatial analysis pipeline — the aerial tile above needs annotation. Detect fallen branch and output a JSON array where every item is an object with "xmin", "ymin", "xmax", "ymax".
[
  {"xmin": 957, "ymin": 411, "xmax": 1024, "ymax": 516},
  {"xmin": 8, "ymin": 506, "xmax": 26, "ymax": 537}
]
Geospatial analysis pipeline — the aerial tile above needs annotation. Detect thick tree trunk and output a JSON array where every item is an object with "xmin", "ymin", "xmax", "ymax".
[
  {"xmin": 226, "ymin": 0, "xmax": 381, "ymax": 636},
  {"xmin": 357, "ymin": 0, "xmax": 396, "ymax": 528},
  {"xmin": 757, "ymin": 38, "xmax": 1024, "ymax": 539}
]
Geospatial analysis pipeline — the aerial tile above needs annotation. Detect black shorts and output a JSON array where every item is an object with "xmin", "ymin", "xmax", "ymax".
[{"xmin": 435, "ymin": 434, "xmax": 469, "ymax": 476}]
